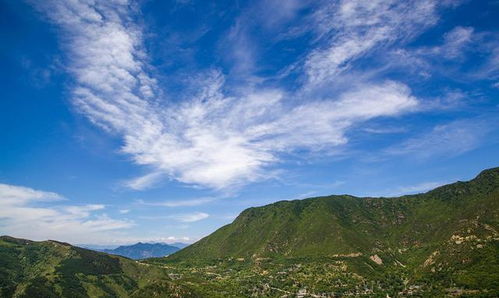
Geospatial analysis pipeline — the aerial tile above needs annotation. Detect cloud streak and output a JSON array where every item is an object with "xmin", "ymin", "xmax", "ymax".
[
  {"xmin": 168, "ymin": 212, "xmax": 209, "ymax": 223},
  {"xmin": 386, "ymin": 119, "xmax": 494, "ymax": 159},
  {"xmin": 383, "ymin": 181, "xmax": 447, "ymax": 196},
  {"xmin": 0, "ymin": 183, "xmax": 133, "ymax": 244},
  {"xmin": 138, "ymin": 197, "xmax": 218, "ymax": 207},
  {"xmin": 305, "ymin": 0, "xmax": 439, "ymax": 85}
]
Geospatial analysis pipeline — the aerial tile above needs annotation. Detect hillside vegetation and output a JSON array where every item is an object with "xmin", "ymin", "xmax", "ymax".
[
  {"xmin": 0, "ymin": 236, "xmax": 196, "ymax": 297},
  {"xmin": 1, "ymin": 167, "xmax": 498, "ymax": 297},
  {"xmin": 159, "ymin": 167, "xmax": 499, "ymax": 296}
]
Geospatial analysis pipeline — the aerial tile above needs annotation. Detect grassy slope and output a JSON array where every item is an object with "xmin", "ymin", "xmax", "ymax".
[
  {"xmin": 0, "ymin": 236, "xmax": 197, "ymax": 298},
  {"xmin": 170, "ymin": 167, "xmax": 498, "ymax": 260},
  {"xmin": 165, "ymin": 167, "xmax": 499, "ymax": 294}
]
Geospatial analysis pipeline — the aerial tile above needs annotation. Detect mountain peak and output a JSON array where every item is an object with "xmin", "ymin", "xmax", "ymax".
[
  {"xmin": 475, "ymin": 166, "xmax": 499, "ymax": 180},
  {"xmin": 169, "ymin": 167, "xmax": 499, "ymax": 261}
]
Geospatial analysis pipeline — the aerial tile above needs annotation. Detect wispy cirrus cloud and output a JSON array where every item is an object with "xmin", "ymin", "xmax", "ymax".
[
  {"xmin": 0, "ymin": 183, "xmax": 133, "ymax": 244},
  {"xmin": 386, "ymin": 26, "xmax": 475, "ymax": 76},
  {"xmin": 141, "ymin": 211, "xmax": 210, "ymax": 223},
  {"xmin": 386, "ymin": 118, "xmax": 495, "ymax": 159},
  {"xmin": 168, "ymin": 212, "xmax": 209, "ymax": 223},
  {"xmin": 0, "ymin": 183, "xmax": 63, "ymax": 204},
  {"xmin": 124, "ymin": 172, "xmax": 165, "ymax": 191},
  {"xmin": 127, "ymin": 77, "xmax": 417, "ymax": 189},
  {"xmin": 383, "ymin": 25, "xmax": 499, "ymax": 86},
  {"xmin": 304, "ymin": 0, "xmax": 440, "ymax": 86},
  {"xmin": 382, "ymin": 181, "xmax": 447, "ymax": 197},
  {"xmin": 36, "ymin": 0, "xmax": 426, "ymax": 191},
  {"xmin": 439, "ymin": 26, "xmax": 474, "ymax": 59},
  {"xmin": 416, "ymin": 26, "xmax": 474, "ymax": 60},
  {"xmin": 138, "ymin": 197, "xmax": 218, "ymax": 207}
]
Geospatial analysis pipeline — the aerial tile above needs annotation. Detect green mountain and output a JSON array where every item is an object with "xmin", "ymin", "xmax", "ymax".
[
  {"xmin": 170, "ymin": 167, "xmax": 498, "ymax": 260},
  {"xmin": 0, "ymin": 236, "xmax": 196, "ymax": 297},
  {"xmin": 1, "ymin": 167, "xmax": 498, "ymax": 297},
  {"xmin": 162, "ymin": 167, "xmax": 498, "ymax": 295}
]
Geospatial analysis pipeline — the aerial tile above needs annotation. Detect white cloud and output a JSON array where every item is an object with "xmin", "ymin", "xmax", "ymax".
[
  {"xmin": 0, "ymin": 183, "xmax": 63, "ymax": 205},
  {"xmin": 257, "ymin": 0, "xmax": 303, "ymax": 28},
  {"xmin": 362, "ymin": 126, "xmax": 407, "ymax": 134},
  {"xmin": 38, "ymin": 1, "xmax": 420, "ymax": 190},
  {"xmin": 63, "ymin": 204, "xmax": 105, "ymax": 217},
  {"xmin": 409, "ymin": 26, "xmax": 474, "ymax": 60},
  {"xmin": 384, "ymin": 181, "xmax": 446, "ymax": 196},
  {"xmin": 305, "ymin": 0, "xmax": 439, "ymax": 85},
  {"xmin": 132, "ymin": 79, "xmax": 416, "ymax": 189},
  {"xmin": 291, "ymin": 191, "xmax": 317, "ymax": 200},
  {"xmin": 139, "ymin": 197, "xmax": 218, "ymax": 207},
  {"xmin": 0, "ymin": 183, "xmax": 133, "ymax": 244},
  {"xmin": 168, "ymin": 212, "xmax": 209, "ymax": 223},
  {"xmin": 471, "ymin": 37, "xmax": 499, "ymax": 80},
  {"xmin": 387, "ymin": 119, "xmax": 492, "ymax": 159},
  {"xmin": 441, "ymin": 26, "xmax": 474, "ymax": 58},
  {"xmin": 383, "ymin": 26, "xmax": 478, "ymax": 82},
  {"xmin": 124, "ymin": 172, "xmax": 165, "ymax": 191}
]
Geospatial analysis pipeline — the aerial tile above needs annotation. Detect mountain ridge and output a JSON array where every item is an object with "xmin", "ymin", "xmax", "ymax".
[
  {"xmin": 167, "ymin": 167, "xmax": 498, "ymax": 263},
  {"xmin": 150, "ymin": 166, "xmax": 497, "ymax": 295}
]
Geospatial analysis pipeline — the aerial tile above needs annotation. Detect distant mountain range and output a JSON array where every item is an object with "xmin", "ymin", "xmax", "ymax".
[
  {"xmin": 99, "ymin": 242, "xmax": 183, "ymax": 259},
  {"xmin": 1, "ymin": 167, "xmax": 498, "ymax": 297}
]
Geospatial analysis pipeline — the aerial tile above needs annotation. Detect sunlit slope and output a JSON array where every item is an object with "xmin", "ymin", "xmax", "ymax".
[
  {"xmin": 167, "ymin": 168, "xmax": 498, "ymax": 292},
  {"xmin": 170, "ymin": 167, "xmax": 498, "ymax": 260}
]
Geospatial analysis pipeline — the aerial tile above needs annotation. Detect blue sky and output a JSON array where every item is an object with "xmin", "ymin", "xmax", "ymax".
[{"xmin": 0, "ymin": 0, "xmax": 498, "ymax": 245}]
